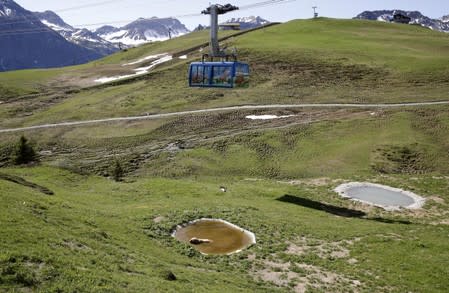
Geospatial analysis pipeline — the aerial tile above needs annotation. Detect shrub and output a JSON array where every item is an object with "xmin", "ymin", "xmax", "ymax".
[
  {"xmin": 13, "ymin": 136, "xmax": 37, "ymax": 165},
  {"xmin": 112, "ymin": 160, "xmax": 124, "ymax": 182}
]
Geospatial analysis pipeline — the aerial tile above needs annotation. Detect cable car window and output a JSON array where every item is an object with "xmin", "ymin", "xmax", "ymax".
[
  {"xmin": 190, "ymin": 65, "xmax": 201, "ymax": 85},
  {"xmin": 235, "ymin": 64, "xmax": 249, "ymax": 88},
  {"xmin": 203, "ymin": 65, "xmax": 211, "ymax": 85},
  {"xmin": 212, "ymin": 66, "xmax": 231, "ymax": 85}
]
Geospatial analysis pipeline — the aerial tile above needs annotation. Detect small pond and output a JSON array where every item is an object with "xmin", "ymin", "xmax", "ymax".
[
  {"xmin": 173, "ymin": 219, "xmax": 256, "ymax": 255},
  {"xmin": 335, "ymin": 182, "xmax": 425, "ymax": 210}
]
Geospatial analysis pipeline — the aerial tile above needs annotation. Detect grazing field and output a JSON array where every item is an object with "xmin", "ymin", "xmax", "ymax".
[
  {"xmin": 1, "ymin": 18, "xmax": 449, "ymax": 292},
  {"xmin": 1, "ymin": 18, "xmax": 448, "ymax": 128}
]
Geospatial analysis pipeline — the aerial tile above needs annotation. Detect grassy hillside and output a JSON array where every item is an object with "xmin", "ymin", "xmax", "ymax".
[
  {"xmin": 0, "ymin": 30, "xmax": 233, "ymax": 100},
  {"xmin": 1, "ymin": 18, "xmax": 449, "ymax": 292},
  {"xmin": 1, "ymin": 162, "xmax": 449, "ymax": 292},
  {"xmin": 1, "ymin": 18, "xmax": 449, "ymax": 128}
]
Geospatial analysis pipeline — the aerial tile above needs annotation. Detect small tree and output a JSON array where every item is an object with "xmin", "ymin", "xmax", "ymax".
[
  {"xmin": 13, "ymin": 135, "xmax": 37, "ymax": 165},
  {"xmin": 112, "ymin": 160, "xmax": 124, "ymax": 182}
]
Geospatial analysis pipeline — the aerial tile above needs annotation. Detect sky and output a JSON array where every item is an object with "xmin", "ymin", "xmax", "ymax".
[{"xmin": 14, "ymin": 0, "xmax": 449, "ymax": 30}]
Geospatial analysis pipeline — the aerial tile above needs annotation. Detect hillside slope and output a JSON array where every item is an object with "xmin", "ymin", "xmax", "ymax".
[
  {"xmin": 1, "ymin": 18, "xmax": 449, "ymax": 293},
  {"xmin": 1, "ymin": 18, "xmax": 448, "ymax": 129}
]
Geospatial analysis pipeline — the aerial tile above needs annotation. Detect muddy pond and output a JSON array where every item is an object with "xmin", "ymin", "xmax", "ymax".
[
  {"xmin": 173, "ymin": 219, "xmax": 256, "ymax": 255},
  {"xmin": 335, "ymin": 182, "xmax": 425, "ymax": 210}
]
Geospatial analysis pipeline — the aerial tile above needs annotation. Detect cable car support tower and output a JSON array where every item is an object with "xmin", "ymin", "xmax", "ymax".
[{"xmin": 202, "ymin": 3, "xmax": 239, "ymax": 61}]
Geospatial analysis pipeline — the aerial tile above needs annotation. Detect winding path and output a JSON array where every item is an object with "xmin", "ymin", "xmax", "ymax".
[{"xmin": 1, "ymin": 101, "xmax": 448, "ymax": 134}]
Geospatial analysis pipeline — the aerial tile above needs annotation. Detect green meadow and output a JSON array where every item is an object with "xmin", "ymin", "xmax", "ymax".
[{"xmin": 1, "ymin": 18, "xmax": 449, "ymax": 292}]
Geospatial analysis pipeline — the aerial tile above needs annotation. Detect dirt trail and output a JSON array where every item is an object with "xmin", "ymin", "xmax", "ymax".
[
  {"xmin": 0, "ymin": 173, "xmax": 54, "ymax": 195},
  {"xmin": 1, "ymin": 101, "xmax": 448, "ymax": 134}
]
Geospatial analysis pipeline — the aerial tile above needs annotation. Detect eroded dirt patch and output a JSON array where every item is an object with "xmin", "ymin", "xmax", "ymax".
[
  {"xmin": 254, "ymin": 258, "xmax": 362, "ymax": 293},
  {"xmin": 286, "ymin": 237, "xmax": 358, "ymax": 259},
  {"xmin": 251, "ymin": 236, "xmax": 364, "ymax": 292},
  {"xmin": 280, "ymin": 177, "xmax": 339, "ymax": 187}
]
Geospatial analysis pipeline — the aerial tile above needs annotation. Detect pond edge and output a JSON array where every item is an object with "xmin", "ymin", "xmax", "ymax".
[
  {"xmin": 334, "ymin": 182, "xmax": 426, "ymax": 211},
  {"xmin": 172, "ymin": 218, "xmax": 256, "ymax": 255}
]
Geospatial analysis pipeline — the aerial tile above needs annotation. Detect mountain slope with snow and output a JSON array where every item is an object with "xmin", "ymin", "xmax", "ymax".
[
  {"xmin": 0, "ymin": 0, "xmax": 102, "ymax": 71},
  {"xmin": 221, "ymin": 16, "xmax": 270, "ymax": 30},
  {"xmin": 96, "ymin": 17, "xmax": 189, "ymax": 46},
  {"xmin": 34, "ymin": 10, "xmax": 119, "ymax": 56},
  {"xmin": 441, "ymin": 15, "xmax": 449, "ymax": 23},
  {"xmin": 355, "ymin": 10, "xmax": 449, "ymax": 33}
]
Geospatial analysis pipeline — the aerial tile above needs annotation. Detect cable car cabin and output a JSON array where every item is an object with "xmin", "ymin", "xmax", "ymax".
[{"xmin": 189, "ymin": 62, "xmax": 249, "ymax": 88}]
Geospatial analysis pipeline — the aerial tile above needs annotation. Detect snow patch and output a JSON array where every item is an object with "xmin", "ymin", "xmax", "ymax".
[
  {"xmin": 246, "ymin": 115, "xmax": 296, "ymax": 120},
  {"xmin": 71, "ymin": 32, "xmax": 101, "ymax": 43},
  {"xmin": 376, "ymin": 15, "xmax": 390, "ymax": 22},
  {"xmin": 101, "ymin": 30, "xmax": 167, "ymax": 45},
  {"xmin": 95, "ymin": 55, "xmax": 172, "ymax": 83},
  {"xmin": 123, "ymin": 53, "xmax": 169, "ymax": 66},
  {"xmin": 179, "ymin": 55, "xmax": 187, "ymax": 59},
  {"xmin": 225, "ymin": 16, "xmax": 269, "ymax": 25},
  {"xmin": 41, "ymin": 20, "xmax": 73, "ymax": 32},
  {"xmin": 133, "ymin": 55, "xmax": 173, "ymax": 74},
  {"xmin": 101, "ymin": 30, "xmax": 187, "ymax": 46},
  {"xmin": 76, "ymin": 37, "xmax": 101, "ymax": 43}
]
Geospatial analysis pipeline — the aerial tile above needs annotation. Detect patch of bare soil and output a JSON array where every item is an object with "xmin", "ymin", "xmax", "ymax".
[
  {"xmin": 251, "ymin": 236, "xmax": 364, "ymax": 292},
  {"xmin": 248, "ymin": 54, "xmax": 388, "ymax": 90},
  {"xmin": 286, "ymin": 236, "xmax": 362, "ymax": 260},
  {"xmin": 22, "ymin": 108, "xmax": 370, "ymax": 178},
  {"xmin": 153, "ymin": 216, "xmax": 166, "ymax": 223},
  {"xmin": 78, "ymin": 109, "xmax": 368, "ymax": 177},
  {"xmin": 254, "ymin": 260, "xmax": 361, "ymax": 293},
  {"xmin": 439, "ymin": 219, "xmax": 449, "ymax": 225},
  {"xmin": 281, "ymin": 177, "xmax": 336, "ymax": 187},
  {"xmin": 428, "ymin": 196, "xmax": 445, "ymax": 204},
  {"xmin": 152, "ymin": 109, "xmax": 367, "ymax": 139},
  {"xmin": 2, "ymin": 92, "xmax": 69, "ymax": 122},
  {"xmin": 47, "ymin": 65, "xmax": 136, "ymax": 88},
  {"xmin": 60, "ymin": 239, "xmax": 92, "ymax": 251}
]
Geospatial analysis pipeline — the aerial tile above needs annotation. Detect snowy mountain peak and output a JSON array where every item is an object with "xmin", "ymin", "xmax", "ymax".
[
  {"xmin": 0, "ymin": 6, "xmax": 12, "ymax": 16},
  {"xmin": 0, "ymin": 0, "xmax": 20, "ymax": 17},
  {"xmin": 72, "ymin": 28, "xmax": 108, "ymax": 44},
  {"xmin": 34, "ymin": 9, "xmax": 119, "ymax": 55},
  {"xmin": 0, "ymin": 0, "xmax": 104, "ymax": 71},
  {"xmin": 355, "ymin": 10, "xmax": 449, "ymax": 33},
  {"xmin": 222, "ymin": 16, "xmax": 270, "ymax": 29},
  {"xmin": 97, "ymin": 17, "xmax": 190, "ymax": 46},
  {"xmin": 95, "ymin": 25, "xmax": 119, "ymax": 35},
  {"xmin": 227, "ymin": 16, "xmax": 268, "ymax": 24},
  {"xmin": 441, "ymin": 15, "xmax": 449, "ymax": 23},
  {"xmin": 34, "ymin": 10, "xmax": 73, "ymax": 31}
]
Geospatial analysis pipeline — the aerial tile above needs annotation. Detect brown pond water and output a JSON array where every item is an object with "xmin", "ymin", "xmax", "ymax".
[{"xmin": 173, "ymin": 219, "xmax": 256, "ymax": 255}]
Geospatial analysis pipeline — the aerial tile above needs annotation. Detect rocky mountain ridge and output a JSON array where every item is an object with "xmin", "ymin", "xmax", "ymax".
[
  {"xmin": 355, "ymin": 10, "xmax": 449, "ymax": 33},
  {"xmin": 95, "ymin": 17, "xmax": 190, "ymax": 46},
  {"xmin": 34, "ymin": 10, "xmax": 119, "ymax": 56},
  {"xmin": 0, "ymin": 0, "xmax": 101, "ymax": 71},
  {"xmin": 221, "ymin": 16, "xmax": 270, "ymax": 29}
]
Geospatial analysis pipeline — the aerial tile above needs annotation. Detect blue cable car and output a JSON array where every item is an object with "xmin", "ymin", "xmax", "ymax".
[
  {"xmin": 188, "ymin": 61, "xmax": 250, "ymax": 88},
  {"xmin": 188, "ymin": 4, "xmax": 250, "ymax": 89}
]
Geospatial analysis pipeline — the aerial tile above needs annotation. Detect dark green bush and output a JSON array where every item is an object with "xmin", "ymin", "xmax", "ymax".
[
  {"xmin": 13, "ymin": 136, "xmax": 37, "ymax": 165},
  {"xmin": 112, "ymin": 160, "xmax": 124, "ymax": 182}
]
